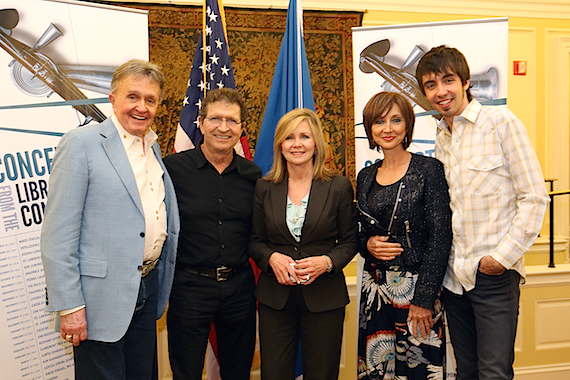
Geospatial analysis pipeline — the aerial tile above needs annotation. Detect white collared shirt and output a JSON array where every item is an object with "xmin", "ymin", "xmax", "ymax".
[
  {"xmin": 112, "ymin": 115, "xmax": 167, "ymax": 262},
  {"xmin": 435, "ymin": 100, "xmax": 549, "ymax": 294}
]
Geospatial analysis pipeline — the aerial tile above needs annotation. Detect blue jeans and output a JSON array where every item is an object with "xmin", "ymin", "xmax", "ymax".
[
  {"xmin": 73, "ymin": 267, "xmax": 159, "ymax": 380},
  {"xmin": 443, "ymin": 269, "xmax": 520, "ymax": 380}
]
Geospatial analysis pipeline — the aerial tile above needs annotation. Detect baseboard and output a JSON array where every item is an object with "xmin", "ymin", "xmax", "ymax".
[{"xmin": 514, "ymin": 363, "xmax": 570, "ymax": 380}]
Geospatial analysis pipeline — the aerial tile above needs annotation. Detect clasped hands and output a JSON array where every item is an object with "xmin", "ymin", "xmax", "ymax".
[
  {"xmin": 269, "ymin": 252, "xmax": 329, "ymax": 286},
  {"xmin": 367, "ymin": 235, "xmax": 403, "ymax": 261},
  {"xmin": 367, "ymin": 236, "xmax": 433, "ymax": 337}
]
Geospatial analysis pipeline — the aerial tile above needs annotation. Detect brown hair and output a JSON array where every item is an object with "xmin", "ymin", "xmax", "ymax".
[
  {"xmin": 362, "ymin": 92, "xmax": 415, "ymax": 150},
  {"xmin": 415, "ymin": 45, "xmax": 473, "ymax": 101},
  {"xmin": 199, "ymin": 88, "xmax": 247, "ymax": 125}
]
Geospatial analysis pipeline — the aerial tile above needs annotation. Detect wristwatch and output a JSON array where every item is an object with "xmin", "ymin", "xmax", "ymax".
[{"xmin": 325, "ymin": 255, "xmax": 333, "ymax": 273}]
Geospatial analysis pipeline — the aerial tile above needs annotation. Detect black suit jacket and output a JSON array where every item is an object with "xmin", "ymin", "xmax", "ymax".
[{"xmin": 249, "ymin": 175, "xmax": 358, "ymax": 313}]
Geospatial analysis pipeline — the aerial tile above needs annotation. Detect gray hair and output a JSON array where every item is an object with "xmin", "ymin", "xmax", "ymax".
[{"xmin": 110, "ymin": 59, "xmax": 165, "ymax": 101}]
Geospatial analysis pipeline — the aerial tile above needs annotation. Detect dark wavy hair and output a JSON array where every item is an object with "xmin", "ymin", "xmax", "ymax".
[
  {"xmin": 199, "ymin": 88, "xmax": 248, "ymax": 125},
  {"xmin": 415, "ymin": 45, "xmax": 473, "ymax": 102}
]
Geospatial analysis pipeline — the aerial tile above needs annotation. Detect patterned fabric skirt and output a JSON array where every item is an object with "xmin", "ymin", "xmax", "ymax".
[{"xmin": 357, "ymin": 266, "xmax": 445, "ymax": 380}]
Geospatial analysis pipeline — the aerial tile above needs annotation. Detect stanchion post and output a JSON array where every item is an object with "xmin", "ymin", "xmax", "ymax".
[{"xmin": 549, "ymin": 193, "xmax": 555, "ymax": 268}]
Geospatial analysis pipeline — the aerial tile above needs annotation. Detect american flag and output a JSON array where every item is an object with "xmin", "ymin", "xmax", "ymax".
[{"xmin": 174, "ymin": 0, "xmax": 251, "ymax": 159}]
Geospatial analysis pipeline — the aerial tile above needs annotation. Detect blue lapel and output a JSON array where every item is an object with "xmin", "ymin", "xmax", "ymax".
[{"xmin": 99, "ymin": 120, "xmax": 144, "ymax": 217}]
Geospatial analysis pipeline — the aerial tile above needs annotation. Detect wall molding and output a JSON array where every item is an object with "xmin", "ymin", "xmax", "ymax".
[
  {"xmin": 524, "ymin": 264, "xmax": 570, "ymax": 288},
  {"xmin": 112, "ymin": 0, "xmax": 570, "ymax": 20},
  {"xmin": 514, "ymin": 363, "xmax": 570, "ymax": 380}
]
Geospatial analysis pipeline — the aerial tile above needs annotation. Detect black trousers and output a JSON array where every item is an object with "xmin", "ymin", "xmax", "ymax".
[
  {"xmin": 444, "ymin": 270, "xmax": 520, "ymax": 380},
  {"xmin": 73, "ymin": 268, "xmax": 159, "ymax": 380},
  {"xmin": 258, "ymin": 286, "xmax": 345, "ymax": 380},
  {"xmin": 167, "ymin": 268, "xmax": 256, "ymax": 380}
]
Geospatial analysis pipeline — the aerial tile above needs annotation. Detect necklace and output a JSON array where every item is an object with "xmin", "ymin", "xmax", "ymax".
[
  {"xmin": 288, "ymin": 194, "xmax": 308, "ymax": 224},
  {"xmin": 292, "ymin": 204, "xmax": 302, "ymax": 223},
  {"xmin": 293, "ymin": 213, "xmax": 300, "ymax": 223}
]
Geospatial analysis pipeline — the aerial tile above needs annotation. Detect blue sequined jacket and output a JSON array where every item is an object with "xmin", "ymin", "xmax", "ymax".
[{"xmin": 356, "ymin": 153, "xmax": 452, "ymax": 309}]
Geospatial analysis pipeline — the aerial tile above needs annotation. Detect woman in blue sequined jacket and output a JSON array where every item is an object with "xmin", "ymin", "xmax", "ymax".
[{"xmin": 356, "ymin": 92, "xmax": 452, "ymax": 380}]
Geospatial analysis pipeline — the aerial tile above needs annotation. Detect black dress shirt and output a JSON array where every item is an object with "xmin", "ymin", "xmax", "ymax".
[{"xmin": 163, "ymin": 145, "xmax": 261, "ymax": 269}]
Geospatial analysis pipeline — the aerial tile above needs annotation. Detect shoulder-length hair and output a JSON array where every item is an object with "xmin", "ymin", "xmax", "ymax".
[
  {"xmin": 264, "ymin": 108, "xmax": 334, "ymax": 183},
  {"xmin": 362, "ymin": 92, "xmax": 415, "ymax": 150}
]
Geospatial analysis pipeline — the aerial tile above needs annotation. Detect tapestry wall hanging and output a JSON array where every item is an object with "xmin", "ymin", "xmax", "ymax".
[{"xmin": 107, "ymin": 3, "xmax": 362, "ymax": 180}]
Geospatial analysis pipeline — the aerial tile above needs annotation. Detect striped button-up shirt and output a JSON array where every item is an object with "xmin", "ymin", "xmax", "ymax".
[{"xmin": 435, "ymin": 99, "xmax": 549, "ymax": 294}]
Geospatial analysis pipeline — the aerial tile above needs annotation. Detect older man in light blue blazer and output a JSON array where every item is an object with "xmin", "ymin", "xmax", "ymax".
[{"xmin": 41, "ymin": 59, "xmax": 179, "ymax": 380}]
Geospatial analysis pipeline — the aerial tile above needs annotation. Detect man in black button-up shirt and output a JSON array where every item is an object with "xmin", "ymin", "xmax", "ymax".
[{"xmin": 164, "ymin": 88, "xmax": 261, "ymax": 380}]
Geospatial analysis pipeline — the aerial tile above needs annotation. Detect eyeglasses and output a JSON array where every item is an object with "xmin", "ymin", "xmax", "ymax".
[{"xmin": 205, "ymin": 117, "xmax": 242, "ymax": 128}]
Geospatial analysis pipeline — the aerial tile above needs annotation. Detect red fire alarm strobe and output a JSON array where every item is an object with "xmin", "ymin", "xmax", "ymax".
[{"xmin": 514, "ymin": 61, "xmax": 527, "ymax": 75}]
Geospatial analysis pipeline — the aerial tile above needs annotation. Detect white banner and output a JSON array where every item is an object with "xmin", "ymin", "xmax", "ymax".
[
  {"xmin": 352, "ymin": 17, "xmax": 509, "ymax": 379},
  {"xmin": 0, "ymin": 1, "xmax": 148, "ymax": 378}
]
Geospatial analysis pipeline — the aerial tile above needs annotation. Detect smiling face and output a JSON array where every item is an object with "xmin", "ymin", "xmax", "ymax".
[
  {"xmin": 109, "ymin": 74, "xmax": 160, "ymax": 137},
  {"xmin": 199, "ymin": 101, "xmax": 243, "ymax": 157},
  {"xmin": 371, "ymin": 103, "xmax": 408, "ymax": 153},
  {"xmin": 280, "ymin": 120, "xmax": 316, "ymax": 169},
  {"xmin": 421, "ymin": 70, "xmax": 470, "ymax": 126}
]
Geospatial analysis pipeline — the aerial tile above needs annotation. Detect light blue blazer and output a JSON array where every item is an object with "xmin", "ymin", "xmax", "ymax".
[{"xmin": 41, "ymin": 118, "xmax": 180, "ymax": 342}]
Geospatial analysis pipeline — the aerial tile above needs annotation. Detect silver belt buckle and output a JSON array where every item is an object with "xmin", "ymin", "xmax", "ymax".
[
  {"xmin": 216, "ymin": 266, "xmax": 231, "ymax": 282},
  {"xmin": 141, "ymin": 259, "xmax": 158, "ymax": 278}
]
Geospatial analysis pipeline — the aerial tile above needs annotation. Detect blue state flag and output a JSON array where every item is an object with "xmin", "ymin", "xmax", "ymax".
[
  {"xmin": 174, "ymin": 0, "xmax": 236, "ymax": 152},
  {"xmin": 253, "ymin": 0, "xmax": 315, "ymax": 175}
]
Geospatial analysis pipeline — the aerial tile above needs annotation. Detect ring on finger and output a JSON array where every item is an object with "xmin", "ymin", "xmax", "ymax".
[{"xmin": 65, "ymin": 334, "xmax": 72, "ymax": 342}]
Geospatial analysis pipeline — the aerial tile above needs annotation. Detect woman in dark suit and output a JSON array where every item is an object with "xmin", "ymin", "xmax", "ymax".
[
  {"xmin": 249, "ymin": 108, "xmax": 358, "ymax": 380},
  {"xmin": 356, "ymin": 92, "xmax": 451, "ymax": 379}
]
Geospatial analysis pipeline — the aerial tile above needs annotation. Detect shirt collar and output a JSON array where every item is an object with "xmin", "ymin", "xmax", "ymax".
[
  {"xmin": 111, "ymin": 114, "xmax": 158, "ymax": 153},
  {"xmin": 462, "ymin": 98, "xmax": 482, "ymax": 124},
  {"xmin": 195, "ymin": 141, "xmax": 243, "ymax": 173},
  {"xmin": 436, "ymin": 99, "xmax": 482, "ymax": 135}
]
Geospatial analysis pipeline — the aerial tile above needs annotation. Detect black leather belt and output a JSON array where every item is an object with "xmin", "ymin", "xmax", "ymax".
[{"xmin": 180, "ymin": 263, "xmax": 248, "ymax": 282}]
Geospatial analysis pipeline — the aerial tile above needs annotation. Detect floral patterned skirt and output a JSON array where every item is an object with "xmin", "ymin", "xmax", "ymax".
[{"xmin": 357, "ymin": 266, "xmax": 445, "ymax": 380}]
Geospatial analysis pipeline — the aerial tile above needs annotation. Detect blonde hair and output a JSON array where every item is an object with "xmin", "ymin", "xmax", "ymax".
[{"xmin": 265, "ymin": 108, "xmax": 334, "ymax": 183}]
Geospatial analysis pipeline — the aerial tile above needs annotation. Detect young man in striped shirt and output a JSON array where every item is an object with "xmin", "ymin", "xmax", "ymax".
[{"xmin": 416, "ymin": 46, "xmax": 549, "ymax": 380}]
